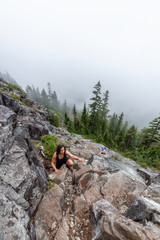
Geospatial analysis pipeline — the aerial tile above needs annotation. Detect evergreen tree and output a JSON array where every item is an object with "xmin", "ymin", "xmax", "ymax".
[
  {"xmin": 47, "ymin": 82, "xmax": 52, "ymax": 98},
  {"xmin": 32, "ymin": 85, "xmax": 39, "ymax": 102},
  {"xmin": 26, "ymin": 85, "xmax": 33, "ymax": 97},
  {"xmin": 81, "ymin": 103, "xmax": 90, "ymax": 134},
  {"xmin": 102, "ymin": 90, "xmax": 109, "ymax": 120},
  {"xmin": 118, "ymin": 121, "xmax": 128, "ymax": 150},
  {"xmin": 64, "ymin": 112, "xmax": 74, "ymax": 132},
  {"xmin": 101, "ymin": 90, "xmax": 109, "ymax": 134},
  {"xmin": 47, "ymin": 82, "xmax": 52, "ymax": 108},
  {"xmin": 72, "ymin": 104, "xmax": 77, "ymax": 127},
  {"xmin": 125, "ymin": 125, "xmax": 137, "ymax": 150},
  {"xmin": 72, "ymin": 104, "xmax": 82, "ymax": 132},
  {"xmin": 35, "ymin": 87, "xmax": 42, "ymax": 103},
  {"xmin": 61, "ymin": 100, "xmax": 68, "ymax": 116},
  {"xmin": 41, "ymin": 88, "xmax": 49, "ymax": 108},
  {"xmin": 114, "ymin": 112, "xmax": 124, "ymax": 145},
  {"xmin": 108, "ymin": 113, "xmax": 118, "ymax": 139},
  {"xmin": 139, "ymin": 115, "xmax": 160, "ymax": 150},
  {"xmin": 116, "ymin": 113, "xmax": 124, "ymax": 135},
  {"xmin": 146, "ymin": 116, "xmax": 160, "ymax": 148},
  {"xmin": 89, "ymin": 81, "xmax": 102, "ymax": 133},
  {"xmin": 51, "ymin": 91, "xmax": 59, "ymax": 111}
]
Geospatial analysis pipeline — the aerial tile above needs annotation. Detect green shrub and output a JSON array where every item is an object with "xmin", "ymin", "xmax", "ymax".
[
  {"xmin": 7, "ymin": 83, "xmax": 24, "ymax": 92},
  {"xmin": 31, "ymin": 139, "xmax": 39, "ymax": 151},
  {"xmin": 112, "ymin": 155, "xmax": 122, "ymax": 161},
  {"xmin": 125, "ymin": 146, "xmax": 160, "ymax": 170},
  {"xmin": 40, "ymin": 135, "xmax": 59, "ymax": 159},
  {"xmin": 47, "ymin": 178, "xmax": 54, "ymax": 186},
  {"xmin": 48, "ymin": 113, "xmax": 60, "ymax": 127},
  {"xmin": 21, "ymin": 99, "xmax": 31, "ymax": 106},
  {"xmin": 10, "ymin": 94, "xmax": 20, "ymax": 100}
]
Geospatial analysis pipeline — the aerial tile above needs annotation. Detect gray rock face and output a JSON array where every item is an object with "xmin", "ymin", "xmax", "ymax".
[
  {"xmin": 0, "ymin": 193, "xmax": 31, "ymax": 240},
  {"xmin": 142, "ymin": 183, "xmax": 160, "ymax": 204},
  {"xmin": 0, "ymin": 81, "xmax": 51, "ymax": 239},
  {"xmin": 91, "ymin": 200, "xmax": 160, "ymax": 240},
  {"xmin": 0, "ymin": 91, "xmax": 23, "ymax": 114},
  {"xmin": 0, "ymin": 105, "xmax": 17, "ymax": 126},
  {"xmin": 126, "ymin": 196, "xmax": 160, "ymax": 225}
]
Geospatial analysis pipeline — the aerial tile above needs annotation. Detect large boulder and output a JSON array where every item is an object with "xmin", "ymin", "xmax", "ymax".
[
  {"xmin": 49, "ymin": 165, "xmax": 68, "ymax": 185},
  {"xmin": 101, "ymin": 170, "xmax": 146, "ymax": 214},
  {"xmin": 70, "ymin": 144, "xmax": 93, "ymax": 160},
  {"xmin": 91, "ymin": 199, "xmax": 160, "ymax": 240},
  {"xmin": 34, "ymin": 184, "xmax": 64, "ymax": 240},
  {"xmin": 142, "ymin": 183, "xmax": 160, "ymax": 204},
  {"xmin": 84, "ymin": 182, "xmax": 103, "ymax": 206},
  {"xmin": 126, "ymin": 196, "xmax": 160, "ymax": 225},
  {"xmin": 75, "ymin": 165, "xmax": 92, "ymax": 183},
  {"xmin": 0, "ymin": 193, "xmax": 32, "ymax": 240},
  {"xmin": 0, "ymin": 105, "xmax": 17, "ymax": 126},
  {"xmin": 0, "ymin": 92, "xmax": 23, "ymax": 114}
]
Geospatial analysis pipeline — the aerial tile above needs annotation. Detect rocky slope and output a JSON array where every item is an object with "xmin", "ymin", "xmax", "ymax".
[{"xmin": 0, "ymin": 78, "xmax": 160, "ymax": 240}]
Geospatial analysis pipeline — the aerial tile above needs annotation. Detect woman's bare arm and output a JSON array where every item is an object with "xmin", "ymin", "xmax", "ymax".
[
  {"xmin": 66, "ymin": 150, "xmax": 83, "ymax": 162},
  {"xmin": 51, "ymin": 152, "xmax": 59, "ymax": 172}
]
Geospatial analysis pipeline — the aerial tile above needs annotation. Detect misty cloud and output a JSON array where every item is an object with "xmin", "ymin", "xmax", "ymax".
[{"xmin": 0, "ymin": 0, "xmax": 160, "ymax": 130}]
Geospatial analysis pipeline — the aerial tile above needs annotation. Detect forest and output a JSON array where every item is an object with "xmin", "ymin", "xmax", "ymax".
[{"xmin": 25, "ymin": 80, "xmax": 160, "ymax": 170}]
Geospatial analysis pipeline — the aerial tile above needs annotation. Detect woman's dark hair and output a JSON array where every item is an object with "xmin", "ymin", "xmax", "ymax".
[{"xmin": 56, "ymin": 144, "xmax": 66, "ymax": 155}]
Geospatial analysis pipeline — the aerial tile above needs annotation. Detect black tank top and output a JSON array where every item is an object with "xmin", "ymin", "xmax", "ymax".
[{"xmin": 56, "ymin": 152, "xmax": 67, "ymax": 161}]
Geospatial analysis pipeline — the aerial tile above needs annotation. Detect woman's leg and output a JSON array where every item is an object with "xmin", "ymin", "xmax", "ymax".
[{"xmin": 66, "ymin": 159, "xmax": 74, "ymax": 167}]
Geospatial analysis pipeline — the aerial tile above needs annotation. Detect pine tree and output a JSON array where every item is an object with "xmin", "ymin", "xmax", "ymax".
[
  {"xmin": 61, "ymin": 100, "xmax": 68, "ymax": 116},
  {"xmin": 51, "ymin": 91, "xmax": 59, "ymax": 111},
  {"xmin": 146, "ymin": 116, "xmax": 160, "ymax": 148},
  {"xmin": 108, "ymin": 113, "xmax": 118, "ymax": 138},
  {"xmin": 116, "ymin": 113, "xmax": 124, "ymax": 134},
  {"xmin": 81, "ymin": 103, "xmax": 90, "ymax": 134},
  {"xmin": 72, "ymin": 104, "xmax": 77, "ymax": 130},
  {"xmin": 72, "ymin": 104, "xmax": 82, "ymax": 132},
  {"xmin": 41, "ymin": 88, "xmax": 49, "ymax": 108},
  {"xmin": 47, "ymin": 82, "xmax": 52, "ymax": 108},
  {"xmin": 125, "ymin": 125, "xmax": 137, "ymax": 150},
  {"xmin": 118, "ymin": 121, "xmax": 128, "ymax": 150},
  {"xmin": 102, "ymin": 90, "xmax": 109, "ymax": 120},
  {"xmin": 139, "ymin": 116, "xmax": 160, "ymax": 149},
  {"xmin": 26, "ymin": 85, "xmax": 33, "ymax": 97},
  {"xmin": 89, "ymin": 81, "xmax": 102, "ymax": 134},
  {"xmin": 64, "ymin": 112, "xmax": 74, "ymax": 132},
  {"xmin": 114, "ymin": 112, "xmax": 124, "ymax": 145},
  {"xmin": 47, "ymin": 82, "xmax": 52, "ymax": 98},
  {"xmin": 101, "ymin": 90, "xmax": 109, "ymax": 134},
  {"xmin": 35, "ymin": 87, "xmax": 42, "ymax": 103}
]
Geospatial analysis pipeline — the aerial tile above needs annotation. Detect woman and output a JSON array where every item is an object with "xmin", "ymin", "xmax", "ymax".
[{"xmin": 51, "ymin": 144, "xmax": 83, "ymax": 173}]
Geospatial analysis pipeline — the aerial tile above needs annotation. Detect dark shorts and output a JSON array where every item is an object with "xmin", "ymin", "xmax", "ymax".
[{"xmin": 56, "ymin": 156, "xmax": 69, "ymax": 169}]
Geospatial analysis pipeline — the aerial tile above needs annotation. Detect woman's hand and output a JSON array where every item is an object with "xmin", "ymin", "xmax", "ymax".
[
  {"xmin": 79, "ymin": 158, "xmax": 83, "ymax": 163},
  {"xmin": 55, "ymin": 169, "xmax": 60, "ymax": 173}
]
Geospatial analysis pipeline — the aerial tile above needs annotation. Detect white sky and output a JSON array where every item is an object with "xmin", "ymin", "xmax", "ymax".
[{"xmin": 0, "ymin": 0, "xmax": 160, "ymax": 129}]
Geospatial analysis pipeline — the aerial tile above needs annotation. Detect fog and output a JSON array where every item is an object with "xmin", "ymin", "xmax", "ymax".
[{"xmin": 0, "ymin": 0, "xmax": 160, "ymax": 129}]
